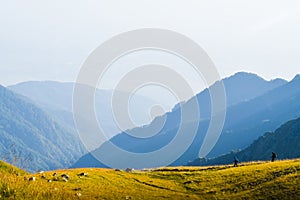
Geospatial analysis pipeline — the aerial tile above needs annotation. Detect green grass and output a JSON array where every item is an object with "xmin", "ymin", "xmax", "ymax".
[
  {"xmin": 1, "ymin": 159, "xmax": 300, "ymax": 199},
  {"xmin": 0, "ymin": 160, "xmax": 27, "ymax": 176}
]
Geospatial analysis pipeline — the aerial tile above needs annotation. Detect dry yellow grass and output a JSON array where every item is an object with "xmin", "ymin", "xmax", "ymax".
[{"xmin": 1, "ymin": 159, "xmax": 300, "ymax": 199}]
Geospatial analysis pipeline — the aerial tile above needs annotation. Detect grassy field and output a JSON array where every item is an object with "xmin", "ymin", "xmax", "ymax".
[{"xmin": 1, "ymin": 159, "xmax": 300, "ymax": 199}]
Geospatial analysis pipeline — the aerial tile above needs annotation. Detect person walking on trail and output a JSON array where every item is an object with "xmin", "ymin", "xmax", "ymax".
[
  {"xmin": 233, "ymin": 156, "xmax": 239, "ymax": 167},
  {"xmin": 271, "ymin": 152, "xmax": 277, "ymax": 162}
]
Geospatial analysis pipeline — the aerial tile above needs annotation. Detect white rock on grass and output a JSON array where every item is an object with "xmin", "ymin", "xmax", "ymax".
[{"xmin": 76, "ymin": 193, "xmax": 82, "ymax": 197}]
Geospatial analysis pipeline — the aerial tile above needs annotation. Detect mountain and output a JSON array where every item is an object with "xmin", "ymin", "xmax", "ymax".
[
  {"xmin": 173, "ymin": 73, "xmax": 300, "ymax": 165},
  {"xmin": 207, "ymin": 74, "xmax": 300, "ymax": 156},
  {"xmin": 73, "ymin": 72, "xmax": 293, "ymax": 169},
  {"xmin": 188, "ymin": 116, "xmax": 300, "ymax": 166},
  {"xmin": 9, "ymin": 81, "xmax": 166, "ymax": 139},
  {"xmin": 0, "ymin": 85, "xmax": 85, "ymax": 172},
  {"xmin": 198, "ymin": 72, "xmax": 287, "ymax": 108},
  {"xmin": 172, "ymin": 72, "xmax": 286, "ymax": 120},
  {"xmin": 8, "ymin": 81, "xmax": 74, "ymax": 113}
]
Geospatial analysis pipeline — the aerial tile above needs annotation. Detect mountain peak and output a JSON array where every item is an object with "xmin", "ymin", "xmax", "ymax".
[
  {"xmin": 292, "ymin": 74, "xmax": 300, "ymax": 81},
  {"xmin": 270, "ymin": 78, "xmax": 287, "ymax": 83},
  {"xmin": 223, "ymin": 71, "xmax": 288, "ymax": 90},
  {"xmin": 228, "ymin": 72, "xmax": 263, "ymax": 81}
]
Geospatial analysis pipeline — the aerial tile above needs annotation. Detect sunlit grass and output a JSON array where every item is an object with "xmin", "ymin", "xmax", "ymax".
[{"xmin": 1, "ymin": 159, "xmax": 300, "ymax": 199}]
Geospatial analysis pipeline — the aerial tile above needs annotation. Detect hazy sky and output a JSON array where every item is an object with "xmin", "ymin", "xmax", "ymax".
[{"xmin": 1, "ymin": 0, "xmax": 300, "ymax": 87}]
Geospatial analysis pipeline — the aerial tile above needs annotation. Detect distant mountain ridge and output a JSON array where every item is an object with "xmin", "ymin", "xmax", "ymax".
[
  {"xmin": 73, "ymin": 72, "xmax": 296, "ymax": 169},
  {"xmin": 3, "ymin": 72, "xmax": 298, "ymax": 171},
  {"xmin": 0, "ymin": 85, "xmax": 85, "ymax": 172},
  {"xmin": 210, "ymin": 72, "xmax": 286, "ymax": 106},
  {"xmin": 188, "ymin": 116, "xmax": 300, "ymax": 166},
  {"xmin": 207, "ymin": 73, "xmax": 300, "ymax": 157},
  {"xmin": 176, "ymin": 72, "xmax": 287, "ymax": 119},
  {"xmin": 9, "ymin": 81, "xmax": 166, "ymax": 139},
  {"xmin": 8, "ymin": 81, "xmax": 74, "ymax": 112}
]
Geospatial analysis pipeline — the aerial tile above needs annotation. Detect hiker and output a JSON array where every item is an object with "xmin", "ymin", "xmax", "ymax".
[
  {"xmin": 271, "ymin": 152, "xmax": 277, "ymax": 162},
  {"xmin": 233, "ymin": 156, "xmax": 239, "ymax": 167}
]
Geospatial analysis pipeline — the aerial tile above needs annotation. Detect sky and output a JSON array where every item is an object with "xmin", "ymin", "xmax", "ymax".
[{"xmin": 1, "ymin": 0, "xmax": 300, "ymax": 89}]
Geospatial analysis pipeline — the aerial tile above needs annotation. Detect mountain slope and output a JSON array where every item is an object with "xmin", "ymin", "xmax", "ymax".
[
  {"xmin": 173, "ymin": 72, "xmax": 286, "ymax": 120},
  {"xmin": 0, "ymin": 85, "xmax": 85, "ymax": 172},
  {"xmin": 9, "ymin": 81, "xmax": 166, "ymax": 139},
  {"xmin": 207, "ymin": 74, "xmax": 300, "ymax": 157},
  {"xmin": 8, "ymin": 81, "xmax": 74, "ymax": 113},
  {"xmin": 1, "ymin": 159, "xmax": 300, "ymax": 199},
  {"xmin": 188, "ymin": 116, "xmax": 300, "ymax": 166},
  {"xmin": 221, "ymin": 72, "xmax": 287, "ymax": 106},
  {"xmin": 0, "ymin": 160, "xmax": 27, "ymax": 175},
  {"xmin": 73, "ymin": 72, "xmax": 293, "ymax": 169}
]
